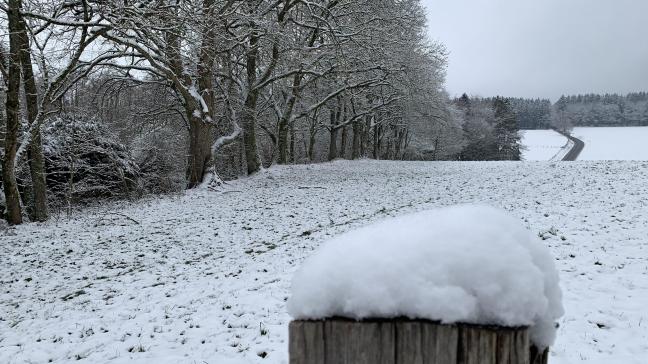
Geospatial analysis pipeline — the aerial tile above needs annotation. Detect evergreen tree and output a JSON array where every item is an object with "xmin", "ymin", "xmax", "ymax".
[
  {"xmin": 493, "ymin": 97, "xmax": 520, "ymax": 161},
  {"xmin": 456, "ymin": 93, "xmax": 472, "ymax": 114},
  {"xmin": 454, "ymin": 94, "xmax": 499, "ymax": 161}
]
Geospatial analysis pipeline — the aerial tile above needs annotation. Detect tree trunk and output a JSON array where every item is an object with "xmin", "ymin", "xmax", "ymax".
[
  {"xmin": 351, "ymin": 121, "xmax": 361, "ymax": 160},
  {"xmin": 186, "ymin": 116, "xmax": 214, "ymax": 188},
  {"xmin": 17, "ymin": 7, "xmax": 48, "ymax": 221},
  {"xmin": 242, "ymin": 29, "xmax": 262, "ymax": 175},
  {"xmin": 328, "ymin": 128, "xmax": 339, "ymax": 161},
  {"xmin": 308, "ymin": 125, "xmax": 317, "ymax": 162},
  {"xmin": 27, "ymin": 137, "xmax": 47, "ymax": 217},
  {"xmin": 2, "ymin": 0, "xmax": 24, "ymax": 225},
  {"xmin": 361, "ymin": 115, "xmax": 371, "ymax": 157},
  {"xmin": 403, "ymin": 130, "xmax": 411, "ymax": 155},
  {"xmin": 278, "ymin": 116, "xmax": 290, "ymax": 164},
  {"xmin": 328, "ymin": 108, "xmax": 339, "ymax": 161},
  {"xmin": 373, "ymin": 123, "xmax": 382, "ymax": 160},
  {"xmin": 393, "ymin": 128, "xmax": 403, "ymax": 160},
  {"xmin": 340, "ymin": 126, "xmax": 348, "ymax": 159},
  {"xmin": 289, "ymin": 120, "xmax": 296, "ymax": 163},
  {"xmin": 339, "ymin": 101, "xmax": 348, "ymax": 158},
  {"xmin": 242, "ymin": 95, "xmax": 262, "ymax": 174},
  {"xmin": 165, "ymin": 0, "xmax": 218, "ymax": 189},
  {"xmin": 278, "ymin": 77, "xmax": 301, "ymax": 164}
]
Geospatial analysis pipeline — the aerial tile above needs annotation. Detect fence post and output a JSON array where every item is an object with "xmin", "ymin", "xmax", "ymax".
[
  {"xmin": 290, "ymin": 318, "xmax": 549, "ymax": 364},
  {"xmin": 288, "ymin": 206, "xmax": 561, "ymax": 364}
]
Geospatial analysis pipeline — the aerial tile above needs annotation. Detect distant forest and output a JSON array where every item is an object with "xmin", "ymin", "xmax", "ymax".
[
  {"xmin": 504, "ymin": 92, "xmax": 648, "ymax": 130},
  {"xmin": 555, "ymin": 92, "xmax": 648, "ymax": 128}
]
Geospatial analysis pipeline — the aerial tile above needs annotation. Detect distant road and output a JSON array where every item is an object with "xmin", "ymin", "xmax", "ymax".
[{"xmin": 553, "ymin": 129, "xmax": 585, "ymax": 161}]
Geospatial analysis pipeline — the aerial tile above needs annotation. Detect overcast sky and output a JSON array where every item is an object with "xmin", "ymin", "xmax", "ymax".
[{"xmin": 423, "ymin": 0, "xmax": 648, "ymax": 101}]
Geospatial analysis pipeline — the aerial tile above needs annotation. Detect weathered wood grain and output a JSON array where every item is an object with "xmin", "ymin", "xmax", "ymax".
[
  {"xmin": 289, "ymin": 320, "xmax": 325, "ymax": 364},
  {"xmin": 289, "ymin": 319, "xmax": 545, "ymax": 364},
  {"xmin": 432, "ymin": 323, "xmax": 459, "ymax": 364}
]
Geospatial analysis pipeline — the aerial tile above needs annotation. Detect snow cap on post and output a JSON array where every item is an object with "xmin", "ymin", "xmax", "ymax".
[{"xmin": 288, "ymin": 205, "xmax": 564, "ymax": 348}]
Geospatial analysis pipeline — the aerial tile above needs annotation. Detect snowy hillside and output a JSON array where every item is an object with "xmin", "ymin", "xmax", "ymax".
[
  {"xmin": 520, "ymin": 130, "xmax": 571, "ymax": 161},
  {"xmin": 573, "ymin": 127, "xmax": 648, "ymax": 160},
  {"xmin": 2, "ymin": 161, "xmax": 648, "ymax": 364}
]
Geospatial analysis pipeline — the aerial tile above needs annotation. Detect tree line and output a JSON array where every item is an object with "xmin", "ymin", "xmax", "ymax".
[
  {"xmin": 1, "ymin": 0, "xmax": 458, "ymax": 225},
  {"xmin": 554, "ymin": 92, "xmax": 648, "ymax": 129},
  {"xmin": 500, "ymin": 92, "xmax": 648, "ymax": 131}
]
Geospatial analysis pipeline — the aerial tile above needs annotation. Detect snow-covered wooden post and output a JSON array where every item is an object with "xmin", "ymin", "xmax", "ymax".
[
  {"xmin": 289, "ymin": 319, "xmax": 538, "ymax": 364},
  {"xmin": 288, "ymin": 205, "xmax": 563, "ymax": 364}
]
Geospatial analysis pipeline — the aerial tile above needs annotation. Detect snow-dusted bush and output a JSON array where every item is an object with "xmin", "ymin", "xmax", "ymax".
[
  {"xmin": 288, "ymin": 205, "xmax": 564, "ymax": 348},
  {"xmin": 136, "ymin": 142, "xmax": 185, "ymax": 193},
  {"xmin": 43, "ymin": 115, "xmax": 141, "ymax": 202}
]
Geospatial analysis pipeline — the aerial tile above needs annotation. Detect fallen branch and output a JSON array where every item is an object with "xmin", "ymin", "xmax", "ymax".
[{"xmin": 297, "ymin": 186, "xmax": 327, "ymax": 190}]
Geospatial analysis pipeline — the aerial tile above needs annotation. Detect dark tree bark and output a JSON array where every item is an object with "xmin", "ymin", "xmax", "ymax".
[
  {"xmin": 327, "ymin": 107, "xmax": 339, "ymax": 161},
  {"xmin": 240, "ymin": 19, "xmax": 262, "ymax": 175},
  {"xmin": 361, "ymin": 114, "xmax": 371, "ymax": 157},
  {"xmin": 186, "ymin": 115, "xmax": 214, "ymax": 187},
  {"xmin": 395, "ymin": 129, "xmax": 408, "ymax": 160},
  {"xmin": 277, "ymin": 114, "xmax": 290, "ymax": 164},
  {"xmin": 373, "ymin": 122, "xmax": 382, "ymax": 160},
  {"xmin": 289, "ymin": 120, "xmax": 296, "ymax": 163},
  {"xmin": 277, "ymin": 77, "xmax": 301, "ymax": 164},
  {"xmin": 351, "ymin": 120, "xmax": 361, "ymax": 159},
  {"xmin": 328, "ymin": 129, "xmax": 338, "ymax": 161},
  {"xmin": 308, "ymin": 116, "xmax": 317, "ymax": 162},
  {"xmin": 339, "ymin": 101, "xmax": 348, "ymax": 158},
  {"xmin": 2, "ymin": 0, "xmax": 24, "ymax": 225},
  {"xmin": 339, "ymin": 126, "xmax": 347, "ymax": 158},
  {"xmin": 17, "ymin": 6, "xmax": 48, "ymax": 221},
  {"xmin": 241, "ymin": 102, "xmax": 261, "ymax": 174}
]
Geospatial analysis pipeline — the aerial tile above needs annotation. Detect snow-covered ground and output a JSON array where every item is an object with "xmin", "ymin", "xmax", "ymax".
[
  {"xmin": 2, "ymin": 160, "xmax": 648, "ymax": 364},
  {"xmin": 573, "ymin": 127, "xmax": 648, "ymax": 160},
  {"xmin": 521, "ymin": 130, "xmax": 572, "ymax": 161}
]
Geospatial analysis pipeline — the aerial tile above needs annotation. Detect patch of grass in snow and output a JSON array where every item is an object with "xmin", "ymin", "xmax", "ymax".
[{"xmin": 127, "ymin": 344, "xmax": 146, "ymax": 353}]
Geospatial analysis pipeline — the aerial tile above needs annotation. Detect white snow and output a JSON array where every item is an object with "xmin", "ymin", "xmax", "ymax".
[
  {"xmin": 573, "ymin": 127, "xmax": 648, "ymax": 160},
  {"xmin": 2, "ymin": 160, "xmax": 648, "ymax": 363},
  {"xmin": 521, "ymin": 130, "xmax": 571, "ymax": 161},
  {"xmin": 288, "ymin": 205, "xmax": 563, "ymax": 348}
]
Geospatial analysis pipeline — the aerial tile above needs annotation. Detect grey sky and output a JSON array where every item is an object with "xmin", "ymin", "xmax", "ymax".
[{"xmin": 423, "ymin": 0, "xmax": 648, "ymax": 101}]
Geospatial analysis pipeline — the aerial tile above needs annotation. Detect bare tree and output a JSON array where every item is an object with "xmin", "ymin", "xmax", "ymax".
[
  {"xmin": 2, "ymin": 0, "xmax": 23, "ymax": 224},
  {"xmin": 1, "ymin": 0, "xmax": 104, "ymax": 223},
  {"xmin": 92, "ymin": 0, "xmax": 232, "ymax": 187}
]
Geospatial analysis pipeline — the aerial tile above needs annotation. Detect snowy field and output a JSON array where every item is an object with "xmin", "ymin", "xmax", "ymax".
[
  {"xmin": 2, "ymin": 160, "xmax": 648, "ymax": 364},
  {"xmin": 521, "ymin": 130, "xmax": 571, "ymax": 161},
  {"xmin": 573, "ymin": 127, "xmax": 648, "ymax": 160}
]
